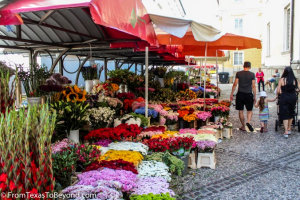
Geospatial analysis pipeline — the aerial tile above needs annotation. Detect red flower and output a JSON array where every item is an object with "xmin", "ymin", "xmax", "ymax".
[
  {"xmin": 0, "ymin": 173, "xmax": 7, "ymax": 182},
  {"xmin": 9, "ymin": 181, "xmax": 16, "ymax": 191}
]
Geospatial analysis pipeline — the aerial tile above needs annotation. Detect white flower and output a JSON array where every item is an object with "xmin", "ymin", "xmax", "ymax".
[
  {"xmin": 138, "ymin": 161, "xmax": 171, "ymax": 182},
  {"xmin": 108, "ymin": 142, "xmax": 149, "ymax": 155}
]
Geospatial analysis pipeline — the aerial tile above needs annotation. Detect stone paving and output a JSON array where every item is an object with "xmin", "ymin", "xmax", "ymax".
[{"xmin": 171, "ymin": 83, "xmax": 300, "ymax": 200}]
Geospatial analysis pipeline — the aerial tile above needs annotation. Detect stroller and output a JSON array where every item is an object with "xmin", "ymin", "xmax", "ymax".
[{"xmin": 275, "ymin": 93, "xmax": 300, "ymax": 131}]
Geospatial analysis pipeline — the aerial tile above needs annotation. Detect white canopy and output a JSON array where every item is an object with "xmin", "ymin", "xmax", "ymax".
[{"xmin": 149, "ymin": 14, "xmax": 224, "ymax": 42}]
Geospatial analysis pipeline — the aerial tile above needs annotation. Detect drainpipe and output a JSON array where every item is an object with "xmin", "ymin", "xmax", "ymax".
[{"xmin": 290, "ymin": 0, "xmax": 295, "ymax": 64}]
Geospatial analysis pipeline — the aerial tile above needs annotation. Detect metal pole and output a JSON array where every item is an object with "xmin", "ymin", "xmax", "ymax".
[
  {"xmin": 104, "ymin": 58, "xmax": 108, "ymax": 81},
  {"xmin": 204, "ymin": 43, "xmax": 208, "ymax": 110},
  {"xmin": 216, "ymin": 50, "xmax": 219, "ymax": 98},
  {"xmin": 187, "ymin": 56, "xmax": 190, "ymax": 85},
  {"xmin": 145, "ymin": 47, "xmax": 149, "ymax": 118}
]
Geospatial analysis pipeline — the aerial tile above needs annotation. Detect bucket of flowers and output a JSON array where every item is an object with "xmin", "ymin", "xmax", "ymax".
[
  {"xmin": 222, "ymin": 121, "xmax": 233, "ymax": 139},
  {"xmin": 210, "ymin": 105, "xmax": 230, "ymax": 122},
  {"xmin": 196, "ymin": 140, "xmax": 217, "ymax": 169},
  {"xmin": 178, "ymin": 106, "xmax": 197, "ymax": 129},
  {"xmin": 196, "ymin": 111, "xmax": 212, "ymax": 128}
]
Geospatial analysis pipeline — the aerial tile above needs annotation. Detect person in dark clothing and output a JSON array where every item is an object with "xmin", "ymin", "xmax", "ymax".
[
  {"xmin": 230, "ymin": 61, "xmax": 256, "ymax": 132},
  {"xmin": 277, "ymin": 66, "xmax": 299, "ymax": 138}
]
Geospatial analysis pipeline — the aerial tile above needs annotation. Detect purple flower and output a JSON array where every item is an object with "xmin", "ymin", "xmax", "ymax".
[
  {"xmin": 94, "ymin": 139, "xmax": 112, "ymax": 147},
  {"xmin": 132, "ymin": 177, "xmax": 175, "ymax": 196},
  {"xmin": 196, "ymin": 141, "xmax": 216, "ymax": 151}
]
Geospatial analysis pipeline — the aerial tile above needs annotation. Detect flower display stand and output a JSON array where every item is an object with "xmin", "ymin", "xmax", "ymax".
[
  {"xmin": 197, "ymin": 151, "xmax": 216, "ymax": 169},
  {"xmin": 223, "ymin": 127, "xmax": 233, "ymax": 139},
  {"xmin": 188, "ymin": 150, "xmax": 197, "ymax": 169},
  {"xmin": 215, "ymin": 129, "xmax": 223, "ymax": 139}
]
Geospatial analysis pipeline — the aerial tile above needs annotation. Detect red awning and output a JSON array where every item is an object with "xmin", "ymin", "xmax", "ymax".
[{"xmin": 0, "ymin": 0, "xmax": 158, "ymax": 46}]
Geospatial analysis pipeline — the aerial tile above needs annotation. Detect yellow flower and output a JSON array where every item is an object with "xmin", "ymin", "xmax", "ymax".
[
  {"xmin": 111, "ymin": 83, "xmax": 119, "ymax": 92},
  {"xmin": 73, "ymin": 85, "xmax": 82, "ymax": 93},
  {"xmin": 99, "ymin": 150, "xmax": 143, "ymax": 167},
  {"xmin": 66, "ymin": 92, "xmax": 79, "ymax": 103},
  {"xmin": 164, "ymin": 107, "xmax": 171, "ymax": 111}
]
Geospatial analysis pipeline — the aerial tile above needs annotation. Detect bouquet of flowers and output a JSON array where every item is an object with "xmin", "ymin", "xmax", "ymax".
[
  {"xmin": 117, "ymin": 92, "xmax": 135, "ymax": 100},
  {"xmin": 107, "ymin": 142, "xmax": 149, "ymax": 155},
  {"xmin": 211, "ymin": 105, "xmax": 230, "ymax": 117},
  {"xmin": 196, "ymin": 111, "xmax": 212, "ymax": 121},
  {"xmin": 52, "ymin": 146, "xmax": 78, "ymax": 188},
  {"xmin": 85, "ymin": 124, "xmax": 142, "ymax": 141},
  {"xmin": 51, "ymin": 100, "xmax": 89, "ymax": 134},
  {"xmin": 51, "ymin": 138, "xmax": 74, "ymax": 154},
  {"xmin": 145, "ymin": 137, "xmax": 194, "ymax": 152},
  {"xmin": 114, "ymin": 114, "xmax": 142, "ymax": 127},
  {"xmin": 132, "ymin": 177, "xmax": 175, "ymax": 196},
  {"xmin": 145, "ymin": 152, "xmax": 184, "ymax": 176},
  {"xmin": 56, "ymin": 85, "xmax": 87, "ymax": 102},
  {"xmin": 99, "ymin": 150, "xmax": 143, "ymax": 167},
  {"xmin": 138, "ymin": 161, "xmax": 171, "ymax": 181},
  {"xmin": 196, "ymin": 140, "xmax": 217, "ymax": 153},
  {"xmin": 62, "ymin": 180, "xmax": 123, "ymax": 200},
  {"xmin": 135, "ymin": 107, "xmax": 159, "ymax": 118},
  {"xmin": 87, "ymin": 107, "xmax": 116, "ymax": 129},
  {"xmin": 161, "ymin": 110, "xmax": 179, "ymax": 125},
  {"xmin": 76, "ymin": 168, "xmax": 137, "ymax": 192},
  {"xmin": 81, "ymin": 65, "xmax": 98, "ymax": 80},
  {"xmin": 85, "ymin": 159, "xmax": 138, "ymax": 174},
  {"xmin": 75, "ymin": 144, "xmax": 101, "ymax": 170},
  {"xmin": 17, "ymin": 65, "xmax": 50, "ymax": 97}
]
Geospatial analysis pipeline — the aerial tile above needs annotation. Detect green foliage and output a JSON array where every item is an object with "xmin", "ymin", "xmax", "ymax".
[
  {"xmin": 166, "ymin": 71, "xmax": 187, "ymax": 82},
  {"xmin": 51, "ymin": 101, "xmax": 89, "ymax": 134},
  {"xmin": 150, "ymin": 88, "xmax": 180, "ymax": 103},
  {"xmin": 81, "ymin": 66, "xmax": 98, "ymax": 80},
  {"xmin": 145, "ymin": 152, "xmax": 184, "ymax": 176},
  {"xmin": 0, "ymin": 65, "xmax": 15, "ymax": 113},
  {"xmin": 130, "ymin": 193, "xmax": 176, "ymax": 200},
  {"xmin": 0, "ymin": 105, "xmax": 56, "ymax": 193},
  {"xmin": 52, "ymin": 147, "xmax": 78, "ymax": 188},
  {"xmin": 18, "ymin": 64, "xmax": 51, "ymax": 97},
  {"xmin": 129, "ymin": 112, "xmax": 149, "ymax": 127},
  {"xmin": 108, "ymin": 69, "xmax": 135, "ymax": 84}
]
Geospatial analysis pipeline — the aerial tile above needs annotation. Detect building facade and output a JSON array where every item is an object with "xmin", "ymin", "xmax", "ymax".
[
  {"xmin": 261, "ymin": 0, "xmax": 300, "ymax": 78},
  {"xmin": 217, "ymin": 0, "xmax": 264, "ymax": 76},
  {"xmin": 142, "ymin": 0, "xmax": 186, "ymax": 18}
]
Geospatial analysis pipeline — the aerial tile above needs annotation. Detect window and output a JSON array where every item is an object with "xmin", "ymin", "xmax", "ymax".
[
  {"xmin": 267, "ymin": 22, "xmax": 270, "ymax": 56},
  {"xmin": 284, "ymin": 5, "xmax": 291, "ymax": 51},
  {"xmin": 233, "ymin": 52, "xmax": 244, "ymax": 66},
  {"xmin": 234, "ymin": 18, "xmax": 243, "ymax": 34}
]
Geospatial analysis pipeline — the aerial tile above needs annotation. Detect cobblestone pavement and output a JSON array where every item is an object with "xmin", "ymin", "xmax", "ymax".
[{"xmin": 171, "ymin": 83, "xmax": 300, "ymax": 200}]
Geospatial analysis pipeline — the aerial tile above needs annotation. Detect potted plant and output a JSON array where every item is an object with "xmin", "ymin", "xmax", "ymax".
[
  {"xmin": 81, "ymin": 66, "xmax": 98, "ymax": 93},
  {"xmin": 18, "ymin": 65, "xmax": 50, "ymax": 105},
  {"xmin": 196, "ymin": 140, "xmax": 217, "ymax": 169}
]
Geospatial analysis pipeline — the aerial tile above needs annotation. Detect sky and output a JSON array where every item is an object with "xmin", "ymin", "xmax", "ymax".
[{"xmin": 181, "ymin": 0, "xmax": 219, "ymax": 27}]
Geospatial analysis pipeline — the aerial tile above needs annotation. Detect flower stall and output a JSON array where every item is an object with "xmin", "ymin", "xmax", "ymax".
[{"xmin": 0, "ymin": 65, "xmax": 232, "ymax": 199}]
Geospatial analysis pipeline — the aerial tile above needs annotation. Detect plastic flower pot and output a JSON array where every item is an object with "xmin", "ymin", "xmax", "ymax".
[
  {"xmin": 69, "ymin": 129, "xmax": 80, "ymax": 144},
  {"xmin": 27, "ymin": 97, "xmax": 41, "ymax": 106}
]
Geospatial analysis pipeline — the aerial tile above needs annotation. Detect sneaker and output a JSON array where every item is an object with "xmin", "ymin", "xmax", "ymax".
[
  {"xmin": 246, "ymin": 123, "xmax": 254, "ymax": 132},
  {"xmin": 284, "ymin": 134, "xmax": 289, "ymax": 138}
]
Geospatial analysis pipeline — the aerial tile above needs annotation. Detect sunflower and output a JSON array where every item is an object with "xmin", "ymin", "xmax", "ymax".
[
  {"xmin": 66, "ymin": 92, "xmax": 79, "ymax": 102},
  {"xmin": 73, "ymin": 85, "xmax": 82, "ymax": 94}
]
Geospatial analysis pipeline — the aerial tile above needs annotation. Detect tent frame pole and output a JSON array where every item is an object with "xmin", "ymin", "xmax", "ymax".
[
  {"xmin": 203, "ymin": 43, "xmax": 208, "ymax": 110},
  {"xmin": 145, "ymin": 47, "xmax": 149, "ymax": 118},
  {"xmin": 216, "ymin": 50, "xmax": 219, "ymax": 98}
]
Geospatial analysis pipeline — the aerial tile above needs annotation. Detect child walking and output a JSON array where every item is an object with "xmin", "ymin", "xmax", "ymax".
[{"xmin": 255, "ymin": 91, "xmax": 277, "ymax": 133}]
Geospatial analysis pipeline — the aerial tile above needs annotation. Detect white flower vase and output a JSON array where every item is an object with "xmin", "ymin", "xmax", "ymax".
[
  {"xmin": 69, "ymin": 129, "xmax": 80, "ymax": 144},
  {"xmin": 158, "ymin": 78, "xmax": 164, "ymax": 88},
  {"xmin": 85, "ymin": 80, "xmax": 93, "ymax": 93},
  {"xmin": 214, "ymin": 116, "xmax": 220, "ymax": 122},
  {"xmin": 209, "ymin": 95, "xmax": 215, "ymax": 99},
  {"xmin": 223, "ymin": 127, "xmax": 233, "ymax": 139},
  {"xmin": 27, "ymin": 97, "xmax": 41, "ymax": 106},
  {"xmin": 93, "ymin": 79, "xmax": 100, "ymax": 85}
]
